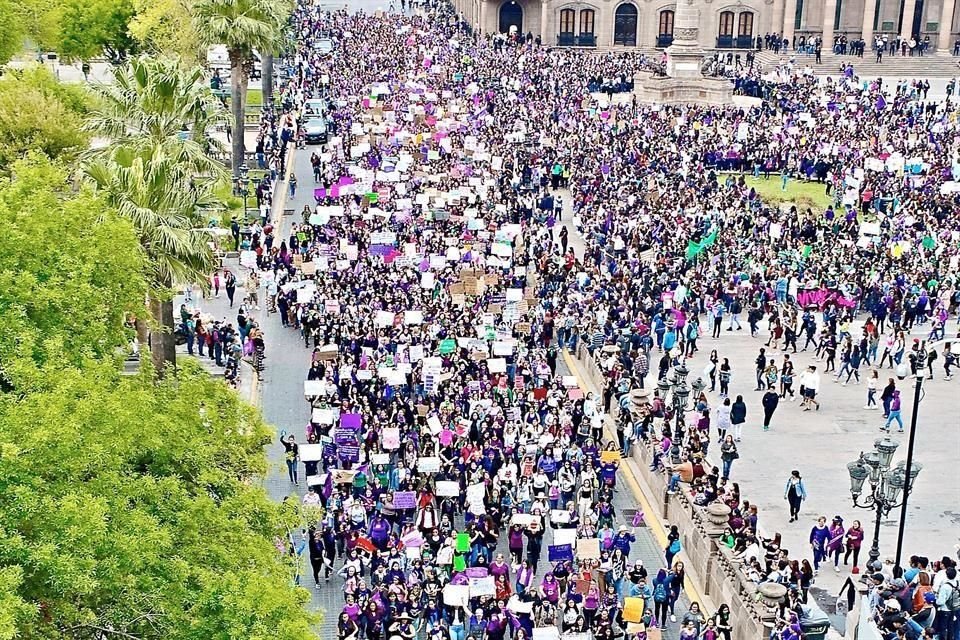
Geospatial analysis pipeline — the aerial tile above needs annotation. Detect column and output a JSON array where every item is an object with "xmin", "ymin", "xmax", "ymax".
[
  {"xmin": 774, "ymin": 0, "xmax": 787, "ymax": 37},
  {"xmin": 823, "ymin": 0, "xmax": 837, "ymax": 47},
  {"xmin": 937, "ymin": 0, "xmax": 956, "ymax": 51},
  {"xmin": 783, "ymin": 0, "xmax": 798, "ymax": 46},
  {"xmin": 540, "ymin": 0, "xmax": 549, "ymax": 43},
  {"xmin": 862, "ymin": 0, "xmax": 875, "ymax": 43},
  {"xmin": 479, "ymin": 0, "xmax": 488, "ymax": 34},
  {"xmin": 900, "ymin": 0, "xmax": 917, "ymax": 38}
]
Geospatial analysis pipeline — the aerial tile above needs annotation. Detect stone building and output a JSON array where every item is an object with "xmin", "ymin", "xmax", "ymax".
[{"xmin": 449, "ymin": 0, "xmax": 959, "ymax": 53}]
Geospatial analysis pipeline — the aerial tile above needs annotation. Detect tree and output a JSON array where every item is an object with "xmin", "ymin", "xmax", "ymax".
[
  {"xmin": 0, "ymin": 66, "xmax": 90, "ymax": 171},
  {"xmin": 83, "ymin": 56, "xmax": 228, "ymax": 376},
  {"xmin": 0, "ymin": 361, "xmax": 319, "ymax": 640},
  {"xmin": 128, "ymin": 0, "xmax": 204, "ymax": 66},
  {"xmin": 0, "ymin": 156, "xmax": 146, "ymax": 390},
  {"xmin": 52, "ymin": 0, "xmax": 139, "ymax": 63},
  {"xmin": 0, "ymin": 0, "xmax": 25, "ymax": 65},
  {"xmin": 192, "ymin": 0, "xmax": 290, "ymax": 176}
]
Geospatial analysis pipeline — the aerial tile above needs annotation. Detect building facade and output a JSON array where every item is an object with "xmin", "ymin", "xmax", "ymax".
[{"xmin": 450, "ymin": 0, "xmax": 960, "ymax": 52}]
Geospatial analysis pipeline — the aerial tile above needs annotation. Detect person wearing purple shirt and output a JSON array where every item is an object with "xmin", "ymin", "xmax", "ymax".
[
  {"xmin": 369, "ymin": 512, "xmax": 391, "ymax": 550},
  {"xmin": 826, "ymin": 516, "xmax": 846, "ymax": 572},
  {"xmin": 809, "ymin": 515, "xmax": 830, "ymax": 574}
]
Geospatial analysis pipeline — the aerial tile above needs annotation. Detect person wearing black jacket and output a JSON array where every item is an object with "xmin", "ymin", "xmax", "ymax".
[{"xmin": 762, "ymin": 390, "xmax": 780, "ymax": 431}]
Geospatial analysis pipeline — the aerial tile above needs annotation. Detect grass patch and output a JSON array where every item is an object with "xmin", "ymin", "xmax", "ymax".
[
  {"xmin": 246, "ymin": 88, "xmax": 263, "ymax": 107},
  {"xmin": 213, "ymin": 179, "xmax": 244, "ymax": 228},
  {"xmin": 744, "ymin": 176, "xmax": 836, "ymax": 211}
]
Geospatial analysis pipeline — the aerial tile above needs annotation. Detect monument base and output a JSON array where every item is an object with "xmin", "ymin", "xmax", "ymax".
[{"xmin": 634, "ymin": 71, "xmax": 734, "ymax": 106}]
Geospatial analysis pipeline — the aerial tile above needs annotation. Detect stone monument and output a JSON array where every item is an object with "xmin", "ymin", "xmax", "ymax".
[{"xmin": 634, "ymin": 0, "xmax": 734, "ymax": 105}]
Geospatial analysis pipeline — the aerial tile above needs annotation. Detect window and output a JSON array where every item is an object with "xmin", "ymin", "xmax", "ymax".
[
  {"xmin": 718, "ymin": 11, "xmax": 734, "ymax": 36},
  {"xmin": 659, "ymin": 9, "xmax": 674, "ymax": 35},
  {"xmin": 559, "ymin": 8, "xmax": 575, "ymax": 33},
  {"xmin": 737, "ymin": 11, "xmax": 753, "ymax": 37},
  {"xmin": 580, "ymin": 8, "xmax": 595, "ymax": 34}
]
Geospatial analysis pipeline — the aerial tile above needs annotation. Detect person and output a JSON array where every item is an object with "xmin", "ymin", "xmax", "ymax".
[
  {"xmin": 761, "ymin": 389, "xmax": 779, "ymax": 431},
  {"xmin": 881, "ymin": 378, "xmax": 897, "ymax": 418},
  {"xmin": 225, "ymin": 269, "xmax": 237, "ymax": 308},
  {"xmin": 282, "ymin": 433, "xmax": 299, "ymax": 485},
  {"xmin": 800, "ymin": 366, "xmax": 821, "ymax": 411},
  {"xmin": 809, "ymin": 516, "xmax": 830, "ymax": 574},
  {"xmin": 784, "ymin": 470, "xmax": 807, "ymax": 522},
  {"xmin": 754, "ymin": 348, "xmax": 767, "ymax": 390},
  {"xmin": 843, "ymin": 520, "xmax": 864, "ymax": 570},
  {"xmin": 719, "ymin": 435, "xmax": 738, "ymax": 480},
  {"xmin": 826, "ymin": 516, "xmax": 846, "ymax": 572},
  {"xmin": 716, "ymin": 397, "xmax": 732, "ymax": 442},
  {"xmin": 882, "ymin": 389, "xmax": 904, "ymax": 432},
  {"xmin": 865, "ymin": 368, "xmax": 879, "ymax": 409},
  {"xmin": 730, "ymin": 395, "xmax": 747, "ymax": 442},
  {"xmin": 718, "ymin": 358, "xmax": 732, "ymax": 397}
]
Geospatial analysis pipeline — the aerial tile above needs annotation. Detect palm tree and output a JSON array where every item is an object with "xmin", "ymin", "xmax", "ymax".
[
  {"xmin": 83, "ymin": 56, "xmax": 228, "ymax": 376},
  {"xmin": 192, "ymin": 0, "xmax": 290, "ymax": 177}
]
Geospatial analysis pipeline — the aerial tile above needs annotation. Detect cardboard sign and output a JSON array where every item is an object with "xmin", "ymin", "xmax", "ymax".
[
  {"xmin": 600, "ymin": 450, "xmax": 620, "ymax": 463},
  {"xmin": 393, "ymin": 491, "xmax": 417, "ymax": 509},
  {"xmin": 418, "ymin": 456, "xmax": 441, "ymax": 473},
  {"xmin": 468, "ymin": 576, "xmax": 495, "ymax": 597},
  {"xmin": 436, "ymin": 480, "xmax": 460, "ymax": 496},
  {"xmin": 577, "ymin": 538, "xmax": 601, "ymax": 559},
  {"xmin": 623, "ymin": 597, "xmax": 645, "ymax": 623},
  {"xmin": 443, "ymin": 584, "xmax": 470, "ymax": 607}
]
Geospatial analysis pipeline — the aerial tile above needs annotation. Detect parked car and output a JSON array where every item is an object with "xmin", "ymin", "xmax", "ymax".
[{"xmin": 303, "ymin": 117, "xmax": 328, "ymax": 145}]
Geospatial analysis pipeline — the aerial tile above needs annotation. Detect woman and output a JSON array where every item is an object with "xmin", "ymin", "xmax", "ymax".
[
  {"xmin": 880, "ymin": 377, "xmax": 896, "ymax": 418},
  {"xmin": 707, "ymin": 350, "xmax": 719, "ymax": 392},
  {"xmin": 882, "ymin": 389, "xmax": 904, "ymax": 432},
  {"xmin": 729, "ymin": 396, "xmax": 747, "ymax": 442},
  {"xmin": 799, "ymin": 559, "xmax": 814, "ymax": 602},
  {"xmin": 843, "ymin": 520, "xmax": 864, "ymax": 569},
  {"xmin": 783, "ymin": 470, "xmax": 807, "ymax": 522},
  {"xmin": 681, "ymin": 602, "xmax": 706, "ymax": 637},
  {"xmin": 665, "ymin": 524, "xmax": 682, "ymax": 567},
  {"xmin": 652, "ymin": 569, "xmax": 670, "ymax": 627},
  {"xmin": 715, "ymin": 398, "xmax": 732, "ymax": 443},
  {"xmin": 826, "ymin": 516, "xmax": 846, "ymax": 572},
  {"xmin": 667, "ymin": 561, "xmax": 686, "ymax": 622},
  {"xmin": 714, "ymin": 604, "xmax": 733, "ymax": 640},
  {"xmin": 865, "ymin": 369, "xmax": 879, "ymax": 409},
  {"xmin": 337, "ymin": 612, "xmax": 360, "ymax": 640},
  {"xmin": 719, "ymin": 435, "xmax": 738, "ymax": 481},
  {"xmin": 808, "ymin": 516, "xmax": 829, "ymax": 574},
  {"xmin": 718, "ymin": 358, "xmax": 732, "ymax": 397}
]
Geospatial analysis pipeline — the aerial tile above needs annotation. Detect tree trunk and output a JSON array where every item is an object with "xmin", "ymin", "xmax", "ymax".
[
  {"xmin": 135, "ymin": 314, "xmax": 150, "ymax": 371},
  {"xmin": 148, "ymin": 293, "xmax": 178, "ymax": 378},
  {"xmin": 261, "ymin": 53, "xmax": 274, "ymax": 107},
  {"xmin": 229, "ymin": 51, "xmax": 247, "ymax": 177}
]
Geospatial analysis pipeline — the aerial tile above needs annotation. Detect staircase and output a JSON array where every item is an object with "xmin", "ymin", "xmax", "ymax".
[{"xmin": 754, "ymin": 49, "xmax": 959, "ymax": 78}]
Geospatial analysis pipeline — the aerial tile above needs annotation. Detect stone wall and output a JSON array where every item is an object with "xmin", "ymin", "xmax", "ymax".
[{"xmin": 572, "ymin": 343, "xmax": 769, "ymax": 638}]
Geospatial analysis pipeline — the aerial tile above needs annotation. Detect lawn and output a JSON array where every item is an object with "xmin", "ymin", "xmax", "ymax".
[
  {"xmin": 246, "ymin": 88, "xmax": 263, "ymax": 108},
  {"xmin": 744, "ymin": 176, "xmax": 836, "ymax": 211}
]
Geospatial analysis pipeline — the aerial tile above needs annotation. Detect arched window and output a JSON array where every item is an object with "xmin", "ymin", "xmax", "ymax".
[
  {"xmin": 613, "ymin": 3, "xmax": 638, "ymax": 45},
  {"xmin": 718, "ymin": 10, "xmax": 735, "ymax": 36},
  {"xmin": 558, "ymin": 8, "xmax": 576, "ymax": 45},
  {"xmin": 579, "ymin": 8, "xmax": 596, "ymax": 44},
  {"xmin": 717, "ymin": 10, "xmax": 734, "ymax": 47},
  {"xmin": 657, "ymin": 9, "xmax": 674, "ymax": 46},
  {"xmin": 738, "ymin": 11, "xmax": 754, "ymax": 37}
]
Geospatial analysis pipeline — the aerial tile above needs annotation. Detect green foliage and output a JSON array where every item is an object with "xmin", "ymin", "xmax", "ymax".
[
  {"xmin": 0, "ymin": 361, "xmax": 319, "ymax": 640},
  {"xmin": 84, "ymin": 56, "xmax": 228, "ymax": 294},
  {"xmin": 128, "ymin": 0, "xmax": 204, "ymax": 65},
  {"xmin": 54, "ymin": 0, "xmax": 139, "ymax": 63},
  {"xmin": 0, "ymin": 156, "xmax": 146, "ymax": 389},
  {"xmin": 0, "ymin": 0, "xmax": 25, "ymax": 65},
  {"xmin": 193, "ymin": 0, "xmax": 291, "ymax": 58},
  {"xmin": 0, "ymin": 65, "xmax": 90, "ymax": 171}
]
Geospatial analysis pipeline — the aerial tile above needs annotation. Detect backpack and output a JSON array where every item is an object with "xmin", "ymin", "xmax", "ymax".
[
  {"xmin": 653, "ymin": 582, "xmax": 668, "ymax": 603},
  {"xmin": 946, "ymin": 580, "xmax": 960, "ymax": 611}
]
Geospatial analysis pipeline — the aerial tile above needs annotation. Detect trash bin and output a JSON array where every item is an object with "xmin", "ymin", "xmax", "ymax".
[{"xmin": 799, "ymin": 601, "xmax": 832, "ymax": 640}]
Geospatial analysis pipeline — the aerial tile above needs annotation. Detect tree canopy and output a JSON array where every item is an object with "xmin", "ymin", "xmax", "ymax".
[{"xmin": 0, "ymin": 66, "xmax": 90, "ymax": 172}]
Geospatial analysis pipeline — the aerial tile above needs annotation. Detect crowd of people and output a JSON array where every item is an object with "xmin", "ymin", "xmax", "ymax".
[{"xmin": 218, "ymin": 0, "xmax": 960, "ymax": 639}]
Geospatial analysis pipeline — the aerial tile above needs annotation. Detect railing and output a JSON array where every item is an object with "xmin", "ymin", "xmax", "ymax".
[
  {"xmin": 557, "ymin": 32, "xmax": 576, "ymax": 46},
  {"xmin": 656, "ymin": 34, "xmax": 674, "ymax": 47}
]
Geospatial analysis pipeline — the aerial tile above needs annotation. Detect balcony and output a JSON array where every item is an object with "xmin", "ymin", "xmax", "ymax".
[{"xmin": 656, "ymin": 34, "xmax": 673, "ymax": 47}]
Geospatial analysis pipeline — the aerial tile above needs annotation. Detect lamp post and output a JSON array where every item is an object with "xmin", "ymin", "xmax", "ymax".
[
  {"xmin": 894, "ymin": 343, "xmax": 926, "ymax": 569},
  {"xmin": 846, "ymin": 437, "xmax": 923, "ymax": 567}
]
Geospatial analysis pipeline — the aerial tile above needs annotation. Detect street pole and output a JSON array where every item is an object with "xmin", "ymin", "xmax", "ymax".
[
  {"xmin": 894, "ymin": 371, "xmax": 923, "ymax": 569},
  {"xmin": 868, "ymin": 498, "xmax": 883, "ymax": 566}
]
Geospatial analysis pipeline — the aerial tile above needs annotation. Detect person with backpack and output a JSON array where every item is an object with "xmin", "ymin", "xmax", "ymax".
[
  {"xmin": 934, "ymin": 566, "xmax": 960, "ymax": 640},
  {"xmin": 651, "ymin": 568, "xmax": 670, "ymax": 627}
]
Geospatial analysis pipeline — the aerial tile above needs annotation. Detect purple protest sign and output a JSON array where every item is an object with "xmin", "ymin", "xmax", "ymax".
[
  {"xmin": 548, "ymin": 544, "xmax": 574, "ymax": 562},
  {"xmin": 465, "ymin": 567, "xmax": 489, "ymax": 578},
  {"xmin": 341, "ymin": 413, "xmax": 362, "ymax": 430},
  {"xmin": 337, "ymin": 444, "xmax": 360, "ymax": 462},
  {"xmin": 393, "ymin": 491, "xmax": 417, "ymax": 509},
  {"xmin": 334, "ymin": 428, "xmax": 357, "ymax": 445}
]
